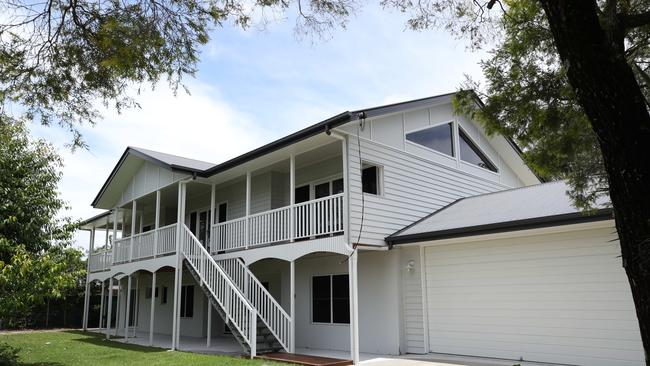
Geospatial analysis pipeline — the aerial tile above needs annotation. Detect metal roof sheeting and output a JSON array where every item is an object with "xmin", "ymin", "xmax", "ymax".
[
  {"xmin": 129, "ymin": 146, "xmax": 216, "ymax": 171},
  {"xmin": 388, "ymin": 181, "xmax": 612, "ymax": 244}
]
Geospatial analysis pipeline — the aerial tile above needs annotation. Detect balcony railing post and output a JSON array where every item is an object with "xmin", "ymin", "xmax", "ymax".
[
  {"xmin": 210, "ymin": 183, "xmax": 215, "ymax": 253},
  {"xmin": 245, "ymin": 171, "xmax": 251, "ymax": 250},
  {"xmin": 130, "ymin": 200, "xmax": 137, "ymax": 262},
  {"xmin": 112, "ymin": 208, "xmax": 118, "ymax": 265},
  {"xmin": 249, "ymin": 310, "xmax": 257, "ymax": 358},
  {"xmin": 309, "ymin": 201, "xmax": 315, "ymax": 238},
  {"xmin": 154, "ymin": 189, "xmax": 160, "ymax": 258},
  {"xmin": 289, "ymin": 154, "xmax": 295, "ymax": 242}
]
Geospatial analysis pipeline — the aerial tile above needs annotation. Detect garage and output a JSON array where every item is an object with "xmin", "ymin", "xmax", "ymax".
[{"xmin": 423, "ymin": 226, "xmax": 643, "ymax": 366}]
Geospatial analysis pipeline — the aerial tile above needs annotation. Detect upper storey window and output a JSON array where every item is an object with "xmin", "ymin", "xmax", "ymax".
[
  {"xmin": 405, "ymin": 123, "xmax": 454, "ymax": 156},
  {"xmin": 459, "ymin": 128, "xmax": 498, "ymax": 172}
]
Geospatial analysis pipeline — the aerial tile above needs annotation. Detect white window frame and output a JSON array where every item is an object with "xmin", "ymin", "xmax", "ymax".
[
  {"xmin": 404, "ymin": 120, "xmax": 456, "ymax": 159},
  {"xmin": 310, "ymin": 273, "xmax": 350, "ymax": 326}
]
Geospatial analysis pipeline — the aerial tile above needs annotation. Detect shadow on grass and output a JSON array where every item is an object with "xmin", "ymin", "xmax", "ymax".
[{"xmin": 62, "ymin": 330, "xmax": 167, "ymax": 354}]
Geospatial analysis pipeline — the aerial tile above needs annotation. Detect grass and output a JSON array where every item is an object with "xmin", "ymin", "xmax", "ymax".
[{"xmin": 0, "ymin": 330, "xmax": 287, "ymax": 366}]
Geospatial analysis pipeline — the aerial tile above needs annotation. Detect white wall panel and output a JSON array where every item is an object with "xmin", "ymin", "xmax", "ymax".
[{"xmin": 348, "ymin": 137, "xmax": 509, "ymax": 246}]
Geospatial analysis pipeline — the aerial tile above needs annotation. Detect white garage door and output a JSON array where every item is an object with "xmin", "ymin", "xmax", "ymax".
[{"xmin": 424, "ymin": 227, "xmax": 644, "ymax": 366}]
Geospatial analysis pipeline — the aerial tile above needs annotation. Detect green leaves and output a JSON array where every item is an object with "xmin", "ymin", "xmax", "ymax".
[
  {"xmin": 451, "ymin": 0, "xmax": 621, "ymax": 209},
  {"xmin": 0, "ymin": 0, "xmax": 360, "ymax": 146},
  {"xmin": 0, "ymin": 245, "xmax": 85, "ymax": 329},
  {"xmin": 0, "ymin": 121, "xmax": 77, "ymax": 263}
]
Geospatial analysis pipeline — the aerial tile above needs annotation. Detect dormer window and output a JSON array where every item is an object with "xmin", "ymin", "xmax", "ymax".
[
  {"xmin": 459, "ymin": 128, "xmax": 498, "ymax": 172},
  {"xmin": 405, "ymin": 123, "xmax": 454, "ymax": 157}
]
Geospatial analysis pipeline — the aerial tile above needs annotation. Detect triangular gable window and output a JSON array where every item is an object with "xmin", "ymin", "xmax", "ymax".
[
  {"xmin": 459, "ymin": 128, "xmax": 498, "ymax": 172},
  {"xmin": 405, "ymin": 123, "xmax": 454, "ymax": 157}
]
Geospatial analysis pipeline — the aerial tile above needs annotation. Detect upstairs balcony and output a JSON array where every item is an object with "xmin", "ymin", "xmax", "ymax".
[
  {"xmin": 212, "ymin": 192, "xmax": 344, "ymax": 252},
  {"xmin": 86, "ymin": 140, "xmax": 348, "ymax": 273},
  {"xmin": 88, "ymin": 223, "xmax": 178, "ymax": 272}
]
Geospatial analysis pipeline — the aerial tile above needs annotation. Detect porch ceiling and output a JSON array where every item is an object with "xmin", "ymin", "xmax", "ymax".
[{"xmin": 200, "ymin": 134, "xmax": 341, "ymax": 186}]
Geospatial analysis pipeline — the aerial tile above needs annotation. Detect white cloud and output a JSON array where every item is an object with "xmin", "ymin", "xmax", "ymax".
[{"xmin": 31, "ymin": 81, "xmax": 270, "ymax": 251}]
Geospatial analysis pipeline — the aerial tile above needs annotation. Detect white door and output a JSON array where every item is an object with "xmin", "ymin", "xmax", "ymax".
[{"xmin": 424, "ymin": 227, "xmax": 644, "ymax": 366}]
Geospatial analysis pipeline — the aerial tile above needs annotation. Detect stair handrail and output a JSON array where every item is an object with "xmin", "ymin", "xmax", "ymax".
[
  {"xmin": 180, "ymin": 224, "xmax": 257, "ymax": 356},
  {"xmin": 218, "ymin": 258, "xmax": 291, "ymax": 352}
]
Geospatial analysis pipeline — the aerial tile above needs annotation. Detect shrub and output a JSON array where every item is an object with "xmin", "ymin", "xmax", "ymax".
[{"xmin": 0, "ymin": 341, "xmax": 20, "ymax": 366}]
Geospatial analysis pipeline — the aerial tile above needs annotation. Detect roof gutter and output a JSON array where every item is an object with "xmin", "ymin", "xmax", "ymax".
[{"xmin": 386, "ymin": 208, "xmax": 613, "ymax": 246}]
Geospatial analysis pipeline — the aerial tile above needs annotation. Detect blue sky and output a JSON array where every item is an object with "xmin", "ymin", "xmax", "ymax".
[{"xmin": 31, "ymin": 4, "xmax": 486, "ymax": 249}]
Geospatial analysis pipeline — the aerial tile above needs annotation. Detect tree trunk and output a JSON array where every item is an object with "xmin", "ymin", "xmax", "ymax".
[{"xmin": 539, "ymin": 1, "xmax": 650, "ymax": 364}]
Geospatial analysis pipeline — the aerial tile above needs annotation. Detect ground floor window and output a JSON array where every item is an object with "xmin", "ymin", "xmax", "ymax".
[
  {"xmin": 180, "ymin": 285, "xmax": 194, "ymax": 318},
  {"xmin": 312, "ymin": 274, "xmax": 349, "ymax": 324}
]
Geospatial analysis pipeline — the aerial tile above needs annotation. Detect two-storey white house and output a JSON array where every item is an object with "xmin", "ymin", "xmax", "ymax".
[{"xmin": 80, "ymin": 93, "xmax": 644, "ymax": 366}]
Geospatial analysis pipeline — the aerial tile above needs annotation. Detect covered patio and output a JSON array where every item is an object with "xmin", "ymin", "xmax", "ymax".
[{"xmin": 89, "ymin": 328, "xmax": 244, "ymax": 355}]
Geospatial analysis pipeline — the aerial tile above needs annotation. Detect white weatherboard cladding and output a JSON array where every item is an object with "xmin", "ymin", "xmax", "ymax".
[
  {"xmin": 271, "ymin": 171, "xmax": 290, "ymax": 209},
  {"xmin": 251, "ymin": 172, "xmax": 272, "ymax": 215},
  {"xmin": 119, "ymin": 161, "xmax": 189, "ymax": 206},
  {"xmin": 399, "ymin": 246, "xmax": 426, "ymax": 354},
  {"xmin": 213, "ymin": 180, "xmax": 246, "ymax": 220},
  {"xmin": 347, "ymin": 136, "xmax": 511, "ymax": 246},
  {"xmin": 423, "ymin": 227, "xmax": 644, "ymax": 366}
]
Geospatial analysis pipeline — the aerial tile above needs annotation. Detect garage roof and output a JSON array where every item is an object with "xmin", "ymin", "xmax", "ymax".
[{"xmin": 386, "ymin": 181, "xmax": 612, "ymax": 245}]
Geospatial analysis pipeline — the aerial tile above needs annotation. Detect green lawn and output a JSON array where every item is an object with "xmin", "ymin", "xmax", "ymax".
[{"xmin": 0, "ymin": 330, "xmax": 287, "ymax": 366}]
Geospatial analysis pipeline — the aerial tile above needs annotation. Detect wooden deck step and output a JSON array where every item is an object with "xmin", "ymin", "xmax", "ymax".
[{"xmin": 255, "ymin": 352, "xmax": 353, "ymax": 366}]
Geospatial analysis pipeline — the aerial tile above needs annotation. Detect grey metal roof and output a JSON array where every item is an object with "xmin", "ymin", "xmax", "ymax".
[
  {"xmin": 387, "ymin": 181, "xmax": 612, "ymax": 245},
  {"xmin": 91, "ymin": 92, "xmax": 536, "ymax": 208},
  {"xmin": 129, "ymin": 146, "xmax": 216, "ymax": 171}
]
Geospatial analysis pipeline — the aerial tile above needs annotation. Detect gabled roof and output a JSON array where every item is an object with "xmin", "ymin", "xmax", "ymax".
[
  {"xmin": 129, "ymin": 146, "xmax": 216, "ymax": 171},
  {"xmin": 91, "ymin": 146, "xmax": 216, "ymax": 207},
  {"xmin": 386, "ymin": 181, "xmax": 612, "ymax": 245}
]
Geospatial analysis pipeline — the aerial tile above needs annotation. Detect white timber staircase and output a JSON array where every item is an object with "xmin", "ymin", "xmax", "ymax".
[
  {"xmin": 180, "ymin": 225, "xmax": 258, "ymax": 356},
  {"xmin": 217, "ymin": 258, "xmax": 291, "ymax": 353},
  {"xmin": 180, "ymin": 224, "xmax": 290, "ymax": 356}
]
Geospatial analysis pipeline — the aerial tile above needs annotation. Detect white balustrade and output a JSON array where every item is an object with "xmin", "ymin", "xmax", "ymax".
[
  {"xmin": 110, "ymin": 224, "xmax": 177, "ymax": 265},
  {"xmin": 89, "ymin": 249, "xmax": 112, "ymax": 272},
  {"xmin": 113, "ymin": 237, "xmax": 131, "ymax": 264},
  {"xmin": 156, "ymin": 223, "xmax": 177, "ymax": 255},
  {"xmin": 294, "ymin": 193, "xmax": 344, "ymax": 239},
  {"xmin": 248, "ymin": 206, "xmax": 291, "ymax": 247},
  {"xmin": 131, "ymin": 230, "xmax": 155, "ymax": 260},
  {"xmin": 213, "ymin": 217, "xmax": 247, "ymax": 252},
  {"xmin": 211, "ymin": 193, "xmax": 344, "ymax": 252}
]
